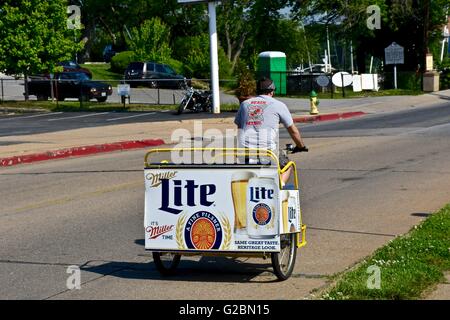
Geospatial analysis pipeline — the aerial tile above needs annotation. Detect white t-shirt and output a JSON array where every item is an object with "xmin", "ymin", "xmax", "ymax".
[{"xmin": 234, "ymin": 95, "xmax": 294, "ymax": 152}]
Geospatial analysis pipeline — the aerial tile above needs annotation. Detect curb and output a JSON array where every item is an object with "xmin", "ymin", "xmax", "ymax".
[
  {"xmin": 0, "ymin": 138, "xmax": 165, "ymax": 167},
  {"xmin": 293, "ymin": 111, "xmax": 367, "ymax": 123}
]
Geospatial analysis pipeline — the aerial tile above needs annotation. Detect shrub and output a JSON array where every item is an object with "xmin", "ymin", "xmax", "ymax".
[
  {"xmin": 235, "ymin": 62, "xmax": 256, "ymax": 99},
  {"xmin": 165, "ymin": 58, "xmax": 184, "ymax": 75},
  {"xmin": 173, "ymin": 34, "xmax": 232, "ymax": 79},
  {"xmin": 437, "ymin": 58, "xmax": 450, "ymax": 90},
  {"xmin": 110, "ymin": 51, "xmax": 136, "ymax": 74}
]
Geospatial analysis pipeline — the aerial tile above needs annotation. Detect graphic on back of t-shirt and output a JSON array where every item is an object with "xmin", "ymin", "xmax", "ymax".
[{"xmin": 246, "ymin": 101, "xmax": 266, "ymax": 126}]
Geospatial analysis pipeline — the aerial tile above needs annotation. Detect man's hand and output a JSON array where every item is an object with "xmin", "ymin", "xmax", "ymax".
[
  {"xmin": 292, "ymin": 145, "xmax": 308, "ymax": 153},
  {"xmin": 287, "ymin": 124, "xmax": 307, "ymax": 152}
]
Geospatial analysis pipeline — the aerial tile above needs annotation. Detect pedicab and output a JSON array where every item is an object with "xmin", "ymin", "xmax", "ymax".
[{"xmin": 144, "ymin": 147, "xmax": 307, "ymax": 281}]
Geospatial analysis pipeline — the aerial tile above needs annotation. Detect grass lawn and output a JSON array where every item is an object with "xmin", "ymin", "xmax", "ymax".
[
  {"xmin": 321, "ymin": 204, "xmax": 450, "ymax": 300},
  {"xmin": 80, "ymin": 63, "xmax": 123, "ymax": 81}
]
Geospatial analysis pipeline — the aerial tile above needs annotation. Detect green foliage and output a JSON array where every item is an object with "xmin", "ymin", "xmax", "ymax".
[
  {"xmin": 0, "ymin": 0, "xmax": 83, "ymax": 76},
  {"xmin": 174, "ymin": 34, "xmax": 232, "ymax": 79},
  {"xmin": 437, "ymin": 57, "xmax": 450, "ymax": 90},
  {"xmin": 110, "ymin": 51, "xmax": 136, "ymax": 74},
  {"xmin": 165, "ymin": 58, "xmax": 184, "ymax": 75},
  {"xmin": 126, "ymin": 18, "xmax": 172, "ymax": 64},
  {"xmin": 324, "ymin": 204, "xmax": 450, "ymax": 300},
  {"xmin": 383, "ymin": 71, "xmax": 422, "ymax": 91},
  {"xmin": 235, "ymin": 62, "xmax": 256, "ymax": 98}
]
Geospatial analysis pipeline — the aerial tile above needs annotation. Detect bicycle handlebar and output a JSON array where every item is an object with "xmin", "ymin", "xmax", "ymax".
[{"xmin": 285, "ymin": 144, "xmax": 309, "ymax": 153}]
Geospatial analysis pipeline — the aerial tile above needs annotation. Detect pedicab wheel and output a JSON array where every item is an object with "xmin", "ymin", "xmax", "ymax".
[
  {"xmin": 271, "ymin": 233, "xmax": 297, "ymax": 281},
  {"xmin": 153, "ymin": 252, "xmax": 181, "ymax": 276}
]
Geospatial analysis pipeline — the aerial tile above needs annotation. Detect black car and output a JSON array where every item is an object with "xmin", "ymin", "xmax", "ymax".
[
  {"xmin": 124, "ymin": 61, "xmax": 187, "ymax": 88},
  {"xmin": 28, "ymin": 72, "xmax": 113, "ymax": 102}
]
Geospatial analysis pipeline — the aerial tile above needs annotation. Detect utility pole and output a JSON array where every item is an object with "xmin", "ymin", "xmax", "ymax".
[
  {"xmin": 326, "ymin": 25, "xmax": 332, "ymax": 73},
  {"xmin": 208, "ymin": 1, "xmax": 220, "ymax": 114},
  {"xmin": 178, "ymin": 0, "xmax": 221, "ymax": 114}
]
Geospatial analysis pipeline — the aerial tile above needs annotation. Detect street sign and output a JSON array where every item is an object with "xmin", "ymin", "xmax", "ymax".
[
  {"xmin": 117, "ymin": 84, "xmax": 130, "ymax": 96},
  {"xmin": 384, "ymin": 42, "xmax": 404, "ymax": 65},
  {"xmin": 316, "ymin": 75, "xmax": 330, "ymax": 87},
  {"xmin": 332, "ymin": 72, "xmax": 352, "ymax": 88},
  {"xmin": 385, "ymin": 42, "xmax": 404, "ymax": 89}
]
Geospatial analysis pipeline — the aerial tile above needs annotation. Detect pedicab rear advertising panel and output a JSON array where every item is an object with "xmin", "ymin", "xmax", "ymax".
[{"xmin": 144, "ymin": 168, "xmax": 301, "ymax": 253}]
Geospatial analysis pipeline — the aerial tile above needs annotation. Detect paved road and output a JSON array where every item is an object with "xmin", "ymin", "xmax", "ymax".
[
  {"xmin": 2, "ymin": 99, "xmax": 449, "ymax": 139},
  {"xmin": 0, "ymin": 103, "xmax": 449, "ymax": 299},
  {"xmin": 0, "ymin": 110, "xmax": 237, "ymax": 139}
]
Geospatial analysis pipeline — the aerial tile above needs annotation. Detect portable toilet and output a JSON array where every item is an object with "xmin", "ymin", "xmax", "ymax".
[{"xmin": 257, "ymin": 51, "xmax": 287, "ymax": 95}]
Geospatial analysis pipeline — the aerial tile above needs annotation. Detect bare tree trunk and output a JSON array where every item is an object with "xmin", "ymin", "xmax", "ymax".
[{"xmin": 231, "ymin": 33, "xmax": 247, "ymax": 71}]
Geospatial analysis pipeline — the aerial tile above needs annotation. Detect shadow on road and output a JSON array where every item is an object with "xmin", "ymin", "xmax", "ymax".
[
  {"xmin": 79, "ymin": 256, "xmax": 278, "ymax": 284},
  {"xmin": 429, "ymin": 92, "xmax": 450, "ymax": 101}
]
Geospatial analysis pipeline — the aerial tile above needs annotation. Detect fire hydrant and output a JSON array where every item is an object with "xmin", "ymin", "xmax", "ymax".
[{"xmin": 310, "ymin": 90, "xmax": 319, "ymax": 115}]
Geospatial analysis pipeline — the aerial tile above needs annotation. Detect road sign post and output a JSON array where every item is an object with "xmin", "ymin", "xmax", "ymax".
[
  {"xmin": 179, "ymin": 0, "xmax": 221, "ymax": 114},
  {"xmin": 384, "ymin": 42, "xmax": 404, "ymax": 89}
]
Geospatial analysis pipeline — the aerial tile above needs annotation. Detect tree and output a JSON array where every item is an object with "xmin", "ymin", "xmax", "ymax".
[
  {"xmin": 175, "ymin": 33, "xmax": 232, "ymax": 79},
  {"xmin": 126, "ymin": 17, "xmax": 172, "ymax": 63},
  {"xmin": 289, "ymin": 0, "xmax": 448, "ymax": 73},
  {"xmin": 217, "ymin": 0, "xmax": 254, "ymax": 72},
  {"xmin": 0, "ymin": 0, "xmax": 83, "ymax": 99},
  {"xmin": 75, "ymin": 0, "xmax": 207, "ymax": 61}
]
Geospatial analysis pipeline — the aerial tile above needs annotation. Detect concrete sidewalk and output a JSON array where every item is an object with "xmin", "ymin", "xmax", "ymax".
[
  {"xmin": 425, "ymin": 273, "xmax": 450, "ymax": 300},
  {"xmin": 0, "ymin": 90, "xmax": 449, "ymax": 165}
]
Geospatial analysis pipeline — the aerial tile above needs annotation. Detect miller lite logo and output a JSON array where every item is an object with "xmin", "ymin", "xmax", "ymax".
[
  {"xmin": 249, "ymin": 186, "xmax": 274, "ymax": 203},
  {"xmin": 159, "ymin": 179, "xmax": 216, "ymax": 215}
]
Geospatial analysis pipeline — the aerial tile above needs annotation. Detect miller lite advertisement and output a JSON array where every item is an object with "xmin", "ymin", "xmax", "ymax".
[{"xmin": 144, "ymin": 168, "xmax": 287, "ymax": 252}]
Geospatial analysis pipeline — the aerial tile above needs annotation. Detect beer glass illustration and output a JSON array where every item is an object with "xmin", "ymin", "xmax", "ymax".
[
  {"xmin": 281, "ymin": 191, "xmax": 289, "ymax": 233},
  {"xmin": 231, "ymin": 171, "xmax": 255, "ymax": 234}
]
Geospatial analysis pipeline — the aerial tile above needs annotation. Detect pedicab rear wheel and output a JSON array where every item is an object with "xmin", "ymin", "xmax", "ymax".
[
  {"xmin": 153, "ymin": 252, "xmax": 181, "ymax": 276},
  {"xmin": 271, "ymin": 233, "xmax": 297, "ymax": 281}
]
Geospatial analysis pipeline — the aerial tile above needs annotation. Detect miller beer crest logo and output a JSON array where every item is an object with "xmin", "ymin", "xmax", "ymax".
[
  {"xmin": 252, "ymin": 203, "xmax": 272, "ymax": 226},
  {"xmin": 176, "ymin": 212, "xmax": 232, "ymax": 250},
  {"xmin": 184, "ymin": 211, "xmax": 223, "ymax": 250}
]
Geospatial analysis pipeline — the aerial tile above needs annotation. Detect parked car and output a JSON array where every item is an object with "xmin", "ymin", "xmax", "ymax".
[
  {"xmin": 124, "ymin": 61, "xmax": 187, "ymax": 88},
  {"xmin": 27, "ymin": 72, "xmax": 113, "ymax": 102},
  {"xmin": 58, "ymin": 61, "xmax": 93, "ymax": 79}
]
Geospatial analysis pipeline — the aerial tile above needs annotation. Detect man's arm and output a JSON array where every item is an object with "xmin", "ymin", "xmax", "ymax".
[{"xmin": 287, "ymin": 124, "xmax": 306, "ymax": 148}]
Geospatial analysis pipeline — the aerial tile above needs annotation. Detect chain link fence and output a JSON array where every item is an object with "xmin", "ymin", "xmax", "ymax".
[{"xmin": 0, "ymin": 70, "xmax": 428, "ymax": 108}]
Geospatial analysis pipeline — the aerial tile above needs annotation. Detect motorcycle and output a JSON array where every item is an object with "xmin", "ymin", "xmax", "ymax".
[{"xmin": 176, "ymin": 81, "xmax": 212, "ymax": 115}]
